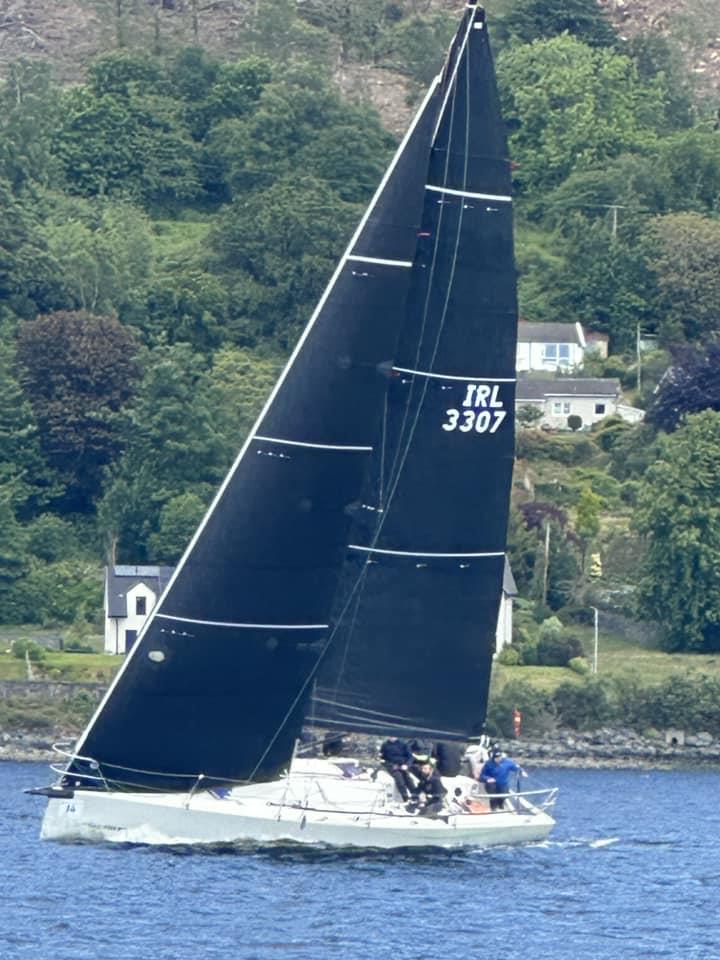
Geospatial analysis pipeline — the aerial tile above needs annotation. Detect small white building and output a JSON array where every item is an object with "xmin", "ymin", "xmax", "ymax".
[
  {"xmin": 104, "ymin": 565, "xmax": 173, "ymax": 654},
  {"xmin": 517, "ymin": 321, "xmax": 586, "ymax": 373},
  {"xmin": 515, "ymin": 377, "xmax": 641, "ymax": 430},
  {"xmin": 495, "ymin": 558, "xmax": 518, "ymax": 654}
]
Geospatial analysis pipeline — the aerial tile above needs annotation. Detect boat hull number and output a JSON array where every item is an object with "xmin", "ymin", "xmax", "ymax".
[{"xmin": 442, "ymin": 383, "xmax": 507, "ymax": 434}]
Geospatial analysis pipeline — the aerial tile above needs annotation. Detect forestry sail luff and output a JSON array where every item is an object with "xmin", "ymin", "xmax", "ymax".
[
  {"xmin": 312, "ymin": 5, "xmax": 517, "ymax": 740},
  {"xmin": 65, "ymin": 58, "xmax": 444, "ymax": 794}
]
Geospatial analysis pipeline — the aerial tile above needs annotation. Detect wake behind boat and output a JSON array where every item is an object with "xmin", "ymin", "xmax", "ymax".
[{"xmin": 33, "ymin": 2, "xmax": 557, "ymax": 849}]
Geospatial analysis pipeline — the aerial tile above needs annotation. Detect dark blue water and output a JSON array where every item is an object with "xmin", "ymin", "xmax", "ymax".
[{"xmin": 3, "ymin": 762, "xmax": 719, "ymax": 960}]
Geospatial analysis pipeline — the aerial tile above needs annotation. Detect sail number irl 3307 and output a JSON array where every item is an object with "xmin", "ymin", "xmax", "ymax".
[{"xmin": 442, "ymin": 383, "xmax": 507, "ymax": 435}]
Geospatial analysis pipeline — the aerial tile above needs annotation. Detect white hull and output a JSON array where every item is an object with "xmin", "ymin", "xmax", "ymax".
[{"xmin": 41, "ymin": 760, "xmax": 556, "ymax": 850}]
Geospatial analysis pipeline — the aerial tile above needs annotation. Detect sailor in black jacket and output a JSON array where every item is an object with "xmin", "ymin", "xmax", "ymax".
[
  {"xmin": 380, "ymin": 737, "xmax": 414, "ymax": 802},
  {"xmin": 412, "ymin": 762, "xmax": 447, "ymax": 816}
]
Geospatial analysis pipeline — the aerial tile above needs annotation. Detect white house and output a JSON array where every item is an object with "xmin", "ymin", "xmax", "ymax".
[
  {"xmin": 104, "ymin": 565, "xmax": 173, "ymax": 654},
  {"xmin": 515, "ymin": 377, "xmax": 644, "ymax": 430},
  {"xmin": 516, "ymin": 321, "xmax": 586, "ymax": 373},
  {"xmin": 495, "ymin": 558, "xmax": 518, "ymax": 654}
]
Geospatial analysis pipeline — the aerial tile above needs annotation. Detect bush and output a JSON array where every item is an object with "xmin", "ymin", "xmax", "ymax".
[
  {"xmin": 497, "ymin": 645, "xmax": 521, "ymax": 665},
  {"xmin": 552, "ymin": 678, "xmax": 614, "ymax": 729},
  {"xmin": 11, "ymin": 639, "xmax": 46, "ymax": 662},
  {"xmin": 568, "ymin": 656, "xmax": 591, "ymax": 676},
  {"xmin": 487, "ymin": 679, "xmax": 555, "ymax": 737},
  {"xmin": 536, "ymin": 619, "xmax": 584, "ymax": 666},
  {"xmin": 567, "ymin": 414, "xmax": 583, "ymax": 431}
]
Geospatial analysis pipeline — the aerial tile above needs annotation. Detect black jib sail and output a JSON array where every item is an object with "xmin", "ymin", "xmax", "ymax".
[
  {"xmin": 311, "ymin": 3, "xmax": 517, "ymax": 742},
  {"xmin": 63, "ymin": 0, "xmax": 515, "ymax": 792}
]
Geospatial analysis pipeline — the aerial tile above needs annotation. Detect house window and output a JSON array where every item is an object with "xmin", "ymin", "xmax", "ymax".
[
  {"xmin": 136, "ymin": 596, "xmax": 147, "ymax": 616},
  {"xmin": 552, "ymin": 401, "xmax": 571, "ymax": 415},
  {"xmin": 543, "ymin": 344, "xmax": 571, "ymax": 366},
  {"xmin": 595, "ymin": 403, "xmax": 606, "ymax": 415}
]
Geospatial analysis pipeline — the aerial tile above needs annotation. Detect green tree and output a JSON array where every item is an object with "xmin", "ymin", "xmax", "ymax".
[
  {"xmin": 211, "ymin": 174, "xmax": 359, "ymax": 347},
  {"xmin": 15, "ymin": 310, "xmax": 140, "ymax": 511},
  {"xmin": 0, "ymin": 497, "xmax": 28, "ymax": 599},
  {"xmin": 645, "ymin": 212, "xmax": 720, "ymax": 344},
  {"xmin": 0, "ymin": 60, "xmax": 62, "ymax": 191},
  {"xmin": 40, "ymin": 198, "xmax": 154, "ymax": 319},
  {"xmin": 147, "ymin": 491, "xmax": 207, "ymax": 563},
  {"xmin": 206, "ymin": 346, "xmax": 282, "ymax": 455},
  {"xmin": 575, "ymin": 484, "xmax": 602, "ymax": 569},
  {"xmin": 99, "ymin": 342, "xmax": 225, "ymax": 560},
  {"xmin": 0, "ymin": 335, "xmax": 55, "ymax": 514},
  {"xmin": 495, "ymin": 0, "xmax": 617, "ymax": 49},
  {"xmin": 497, "ymin": 34, "xmax": 665, "ymax": 196},
  {"xmin": 0, "ymin": 179, "xmax": 59, "ymax": 321},
  {"xmin": 635, "ymin": 411, "xmax": 720, "ymax": 651}
]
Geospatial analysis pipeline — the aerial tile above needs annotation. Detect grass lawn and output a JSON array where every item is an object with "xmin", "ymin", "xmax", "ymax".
[{"xmin": 493, "ymin": 624, "xmax": 720, "ymax": 697}]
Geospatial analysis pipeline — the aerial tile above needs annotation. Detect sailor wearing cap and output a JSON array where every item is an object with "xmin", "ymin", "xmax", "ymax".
[{"xmin": 479, "ymin": 745, "xmax": 527, "ymax": 811}]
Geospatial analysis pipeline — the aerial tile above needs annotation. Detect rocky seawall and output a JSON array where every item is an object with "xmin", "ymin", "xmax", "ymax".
[{"xmin": 4, "ymin": 727, "xmax": 720, "ymax": 769}]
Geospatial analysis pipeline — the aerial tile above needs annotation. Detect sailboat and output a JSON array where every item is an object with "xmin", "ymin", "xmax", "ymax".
[{"xmin": 34, "ymin": 1, "xmax": 557, "ymax": 849}]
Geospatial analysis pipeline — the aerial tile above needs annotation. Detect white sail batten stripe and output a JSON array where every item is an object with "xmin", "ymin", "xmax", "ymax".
[
  {"xmin": 347, "ymin": 255, "xmax": 413, "ymax": 268},
  {"xmin": 426, "ymin": 184, "xmax": 511, "ymax": 203},
  {"xmin": 157, "ymin": 614, "xmax": 327, "ymax": 631},
  {"xmin": 348, "ymin": 545, "xmax": 504, "ymax": 558},
  {"xmin": 392, "ymin": 365, "xmax": 516, "ymax": 383},
  {"xmin": 253, "ymin": 435, "xmax": 372, "ymax": 452},
  {"xmin": 70, "ymin": 67, "xmax": 444, "ymax": 764}
]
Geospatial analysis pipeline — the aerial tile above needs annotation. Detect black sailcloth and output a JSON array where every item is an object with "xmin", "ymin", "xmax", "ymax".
[
  {"xmin": 312, "ymin": 4, "xmax": 518, "ymax": 741},
  {"xmin": 65, "ymin": 71, "xmax": 444, "ymax": 792}
]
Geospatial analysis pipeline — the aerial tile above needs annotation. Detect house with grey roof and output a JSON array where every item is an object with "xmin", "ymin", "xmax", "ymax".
[
  {"xmin": 517, "ymin": 321, "xmax": 586, "ymax": 372},
  {"xmin": 516, "ymin": 377, "xmax": 643, "ymax": 430},
  {"xmin": 104, "ymin": 565, "xmax": 173, "ymax": 654}
]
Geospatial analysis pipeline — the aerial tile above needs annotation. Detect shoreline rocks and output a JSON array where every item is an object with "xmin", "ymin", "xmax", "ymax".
[{"xmin": 4, "ymin": 727, "xmax": 720, "ymax": 769}]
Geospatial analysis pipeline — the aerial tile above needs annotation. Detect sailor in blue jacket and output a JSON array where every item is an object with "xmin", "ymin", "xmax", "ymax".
[{"xmin": 479, "ymin": 745, "xmax": 527, "ymax": 810}]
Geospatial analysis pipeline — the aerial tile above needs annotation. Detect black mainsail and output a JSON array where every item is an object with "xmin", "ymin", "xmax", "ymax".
[
  {"xmin": 312, "ymin": 4, "xmax": 516, "ymax": 742},
  {"xmin": 65, "ymin": 1, "xmax": 516, "ymax": 792}
]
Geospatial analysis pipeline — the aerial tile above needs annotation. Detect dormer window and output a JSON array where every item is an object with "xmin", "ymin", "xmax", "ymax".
[{"xmin": 136, "ymin": 596, "xmax": 147, "ymax": 616}]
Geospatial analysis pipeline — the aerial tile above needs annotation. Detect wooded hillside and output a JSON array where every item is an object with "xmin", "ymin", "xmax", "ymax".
[{"xmin": 2, "ymin": 0, "xmax": 720, "ymax": 661}]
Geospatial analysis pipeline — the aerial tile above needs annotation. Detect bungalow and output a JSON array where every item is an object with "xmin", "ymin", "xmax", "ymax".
[
  {"xmin": 104, "ymin": 565, "xmax": 173, "ymax": 655},
  {"xmin": 517, "ymin": 321, "xmax": 586, "ymax": 373},
  {"xmin": 516, "ymin": 377, "xmax": 643, "ymax": 430}
]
